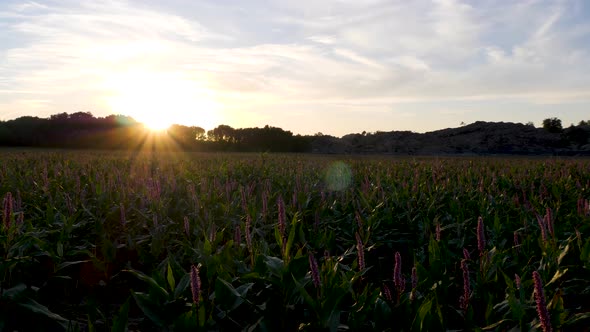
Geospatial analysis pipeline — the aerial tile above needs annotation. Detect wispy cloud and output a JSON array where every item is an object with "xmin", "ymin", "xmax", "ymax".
[{"xmin": 0, "ymin": 0, "xmax": 589, "ymax": 135}]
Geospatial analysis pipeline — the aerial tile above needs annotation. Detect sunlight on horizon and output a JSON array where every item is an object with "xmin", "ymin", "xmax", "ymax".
[{"xmin": 103, "ymin": 70, "xmax": 221, "ymax": 131}]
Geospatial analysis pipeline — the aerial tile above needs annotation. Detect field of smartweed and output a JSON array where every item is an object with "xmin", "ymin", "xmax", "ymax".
[{"xmin": 1, "ymin": 150, "xmax": 590, "ymax": 331}]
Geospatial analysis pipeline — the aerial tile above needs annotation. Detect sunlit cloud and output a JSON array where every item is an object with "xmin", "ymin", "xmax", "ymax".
[{"xmin": 0, "ymin": 0, "xmax": 589, "ymax": 136}]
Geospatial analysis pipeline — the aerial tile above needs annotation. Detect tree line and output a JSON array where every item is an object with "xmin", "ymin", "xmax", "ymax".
[
  {"xmin": 1, "ymin": 112, "xmax": 588, "ymax": 153},
  {"xmin": 0, "ymin": 112, "xmax": 312, "ymax": 152}
]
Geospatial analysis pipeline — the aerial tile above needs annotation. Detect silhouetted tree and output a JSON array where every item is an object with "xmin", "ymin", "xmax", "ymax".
[
  {"xmin": 564, "ymin": 125, "xmax": 590, "ymax": 146},
  {"xmin": 542, "ymin": 117, "xmax": 563, "ymax": 133},
  {"xmin": 208, "ymin": 125, "xmax": 236, "ymax": 142}
]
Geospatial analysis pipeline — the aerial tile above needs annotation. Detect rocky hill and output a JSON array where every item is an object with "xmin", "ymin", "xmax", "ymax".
[{"xmin": 311, "ymin": 121, "xmax": 590, "ymax": 155}]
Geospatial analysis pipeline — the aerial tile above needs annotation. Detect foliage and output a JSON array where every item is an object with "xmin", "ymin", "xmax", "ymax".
[
  {"xmin": 543, "ymin": 117, "xmax": 563, "ymax": 133},
  {"xmin": 1, "ymin": 150, "xmax": 590, "ymax": 330}
]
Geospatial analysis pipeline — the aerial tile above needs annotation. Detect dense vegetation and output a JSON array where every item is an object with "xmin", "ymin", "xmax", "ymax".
[
  {"xmin": 1, "ymin": 151, "xmax": 590, "ymax": 331},
  {"xmin": 0, "ymin": 112, "xmax": 310, "ymax": 152},
  {"xmin": 1, "ymin": 112, "xmax": 589, "ymax": 154}
]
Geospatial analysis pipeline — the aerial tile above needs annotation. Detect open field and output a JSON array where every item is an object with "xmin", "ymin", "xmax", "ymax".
[{"xmin": 1, "ymin": 150, "xmax": 590, "ymax": 331}]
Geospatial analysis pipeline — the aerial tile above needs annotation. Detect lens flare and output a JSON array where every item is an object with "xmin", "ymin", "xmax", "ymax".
[{"xmin": 325, "ymin": 161, "xmax": 352, "ymax": 191}]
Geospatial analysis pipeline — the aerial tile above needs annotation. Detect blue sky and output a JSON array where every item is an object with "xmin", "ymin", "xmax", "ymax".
[{"xmin": 1, "ymin": 0, "xmax": 589, "ymax": 136}]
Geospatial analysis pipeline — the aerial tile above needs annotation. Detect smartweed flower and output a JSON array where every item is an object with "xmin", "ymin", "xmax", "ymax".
[
  {"xmin": 120, "ymin": 204, "xmax": 126, "ymax": 227},
  {"xmin": 394, "ymin": 252, "xmax": 405, "ymax": 300},
  {"xmin": 536, "ymin": 213, "xmax": 547, "ymax": 244},
  {"xmin": 292, "ymin": 190, "xmax": 298, "ymax": 209},
  {"xmin": 544, "ymin": 208, "xmax": 554, "ymax": 238},
  {"xmin": 65, "ymin": 194, "xmax": 74, "ymax": 216},
  {"xmin": 383, "ymin": 284, "xmax": 393, "ymax": 302},
  {"xmin": 411, "ymin": 266, "xmax": 418, "ymax": 290},
  {"xmin": 435, "ymin": 221, "xmax": 441, "ymax": 241},
  {"xmin": 513, "ymin": 231, "xmax": 520, "ymax": 254},
  {"xmin": 577, "ymin": 198, "xmax": 589, "ymax": 217},
  {"xmin": 277, "ymin": 196, "xmax": 286, "ymax": 253},
  {"xmin": 355, "ymin": 232, "xmax": 365, "ymax": 271},
  {"xmin": 460, "ymin": 259, "xmax": 470, "ymax": 312},
  {"xmin": 209, "ymin": 223, "xmax": 216, "ymax": 242},
  {"xmin": 514, "ymin": 273, "xmax": 521, "ymax": 290},
  {"xmin": 314, "ymin": 211, "xmax": 320, "ymax": 231},
  {"xmin": 463, "ymin": 248, "xmax": 471, "ymax": 261},
  {"xmin": 3, "ymin": 192, "xmax": 13, "ymax": 230},
  {"xmin": 14, "ymin": 190, "xmax": 22, "ymax": 213},
  {"xmin": 477, "ymin": 216, "xmax": 486, "ymax": 255},
  {"xmin": 245, "ymin": 215, "xmax": 253, "ymax": 252},
  {"xmin": 277, "ymin": 196, "xmax": 286, "ymax": 236},
  {"xmin": 308, "ymin": 252, "xmax": 320, "ymax": 288},
  {"xmin": 16, "ymin": 211, "xmax": 24, "ymax": 227},
  {"xmin": 234, "ymin": 223, "xmax": 241, "ymax": 247},
  {"xmin": 355, "ymin": 211, "xmax": 364, "ymax": 232},
  {"xmin": 261, "ymin": 191, "xmax": 268, "ymax": 219},
  {"xmin": 190, "ymin": 264, "xmax": 201, "ymax": 306},
  {"xmin": 183, "ymin": 216, "xmax": 190, "ymax": 237},
  {"xmin": 240, "ymin": 187, "xmax": 247, "ymax": 212},
  {"xmin": 532, "ymin": 271, "xmax": 552, "ymax": 332},
  {"xmin": 410, "ymin": 265, "xmax": 418, "ymax": 302}
]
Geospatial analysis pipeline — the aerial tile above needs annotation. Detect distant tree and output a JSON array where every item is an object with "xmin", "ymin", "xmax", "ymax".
[
  {"xmin": 208, "ymin": 125, "xmax": 235, "ymax": 142},
  {"xmin": 525, "ymin": 121, "xmax": 535, "ymax": 127},
  {"xmin": 50, "ymin": 112, "xmax": 69, "ymax": 121},
  {"xmin": 564, "ymin": 126, "xmax": 590, "ymax": 146},
  {"xmin": 579, "ymin": 120, "xmax": 590, "ymax": 126},
  {"xmin": 194, "ymin": 127, "xmax": 206, "ymax": 140},
  {"xmin": 542, "ymin": 117, "xmax": 563, "ymax": 133},
  {"xmin": 69, "ymin": 111, "xmax": 94, "ymax": 121}
]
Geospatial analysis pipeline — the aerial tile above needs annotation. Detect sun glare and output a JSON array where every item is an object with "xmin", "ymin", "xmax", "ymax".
[{"xmin": 104, "ymin": 71, "xmax": 220, "ymax": 131}]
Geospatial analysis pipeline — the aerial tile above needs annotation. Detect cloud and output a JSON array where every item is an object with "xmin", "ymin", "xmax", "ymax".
[{"xmin": 0, "ymin": 0, "xmax": 589, "ymax": 134}]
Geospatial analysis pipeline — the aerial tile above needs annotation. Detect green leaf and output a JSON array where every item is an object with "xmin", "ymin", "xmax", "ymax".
[
  {"xmin": 235, "ymin": 282, "xmax": 254, "ymax": 297},
  {"xmin": 428, "ymin": 235, "xmax": 440, "ymax": 268},
  {"xmin": 373, "ymin": 298, "xmax": 392, "ymax": 329},
  {"xmin": 124, "ymin": 269, "xmax": 169, "ymax": 300},
  {"xmin": 131, "ymin": 291, "xmax": 166, "ymax": 327},
  {"xmin": 17, "ymin": 298, "xmax": 68, "ymax": 324},
  {"xmin": 274, "ymin": 226, "xmax": 283, "ymax": 250},
  {"xmin": 264, "ymin": 256, "xmax": 284, "ymax": 276},
  {"xmin": 57, "ymin": 242, "xmax": 63, "ymax": 257},
  {"xmin": 215, "ymin": 278, "xmax": 244, "ymax": 311},
  {"xmin": 414, "ymin": 295, "xmax": 433, "ymax": 331},
  {"xmin": 557, "ymin": 244, "xmax": 569, "ymax": 266},
  {"xmin": 482, "ymin": 319, "xmax": 511, "ymax": 330},
  {"xmin": 166, "ymin": 262, "xmax": 175, "ymax": 292},
  {"xmin": 581, "ymin": 239, "xmax": 590, "ymax": 262},
  {"xmin": 284, "ymin": 215, "xmax": 299, "ymax": 260},
  {"xmin": 198, "ymin": 304, "xmax": 206, "ymax": 327},
  {"xmin": 563, "ymin": 312, "xmax": 590, "ymax": 327},
  {"xmin": 111, "ymin": 297, "xmax": 130, "ymax": 332},
  {"xmin": 203, "ymin": 238, "xmax": 212, "ymax": 256},
  {"xmin": 1, "ymin": 283, "xmax": 27, "ymax": 300},
  {"xmin": 507, "ymin": 291, "xmax": 525, "ymax": 322},
  {"xmin": 292, "ymin": 275, "xmax": 316, "ymax": 311},
  {"xmin": 88, "ymin": 315, "xmax": 96, "ymax": 332},
  {"xmin": 546, "ymin": 268, "xmax": 568, "ymax": 286},
  {"xmin": 55, "ymin": 260, "xmax": 90, "ymax": 272},
  {"xmin": 174, "ymin": 273, "xmax": 191, "ymax": 299}
]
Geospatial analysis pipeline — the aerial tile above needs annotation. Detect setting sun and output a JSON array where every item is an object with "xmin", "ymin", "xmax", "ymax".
[{"xmin": 104, "ymin": 70, "xmax": 220, "ymax": 131}]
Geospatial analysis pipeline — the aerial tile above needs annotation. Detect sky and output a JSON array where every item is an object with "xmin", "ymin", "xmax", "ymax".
[{"xmin": 1, "ymin": 0, "xmax": 589, "ymax": 136}]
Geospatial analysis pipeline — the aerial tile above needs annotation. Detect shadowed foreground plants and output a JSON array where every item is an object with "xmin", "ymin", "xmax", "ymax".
[{"xmin": 1, "ymin": 150, "xmax": 589, "ymax": 330}]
